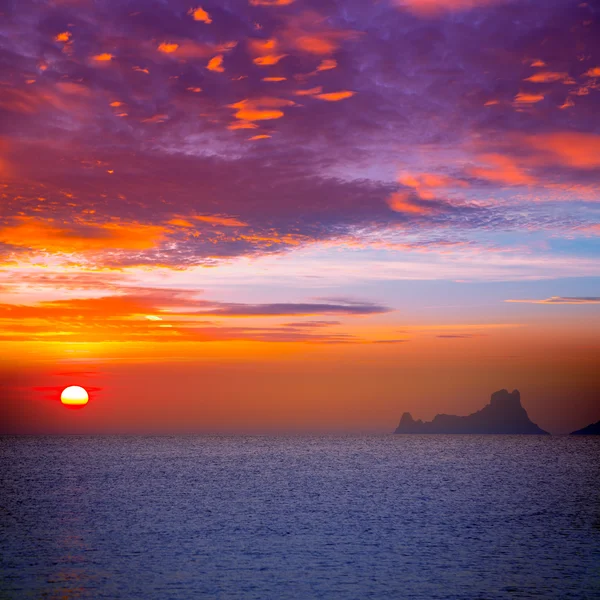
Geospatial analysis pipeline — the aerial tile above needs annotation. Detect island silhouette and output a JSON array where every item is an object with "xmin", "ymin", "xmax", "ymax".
[
  {"xmin": 570, "ymin": 420, "xmax": 600, "ymax": 435},
  {"xmin": 395, "ymin": 389, "xmax": 549, "ymax": 434}
]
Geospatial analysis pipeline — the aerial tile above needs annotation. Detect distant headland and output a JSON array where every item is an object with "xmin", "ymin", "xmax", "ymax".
[
  {"xmin": 570, "ymin": 420, "xmax": 600, "ymax": 435},
  {"xmin": 395, "ymin": 389, "xmax": 549, "ymax": 435}
]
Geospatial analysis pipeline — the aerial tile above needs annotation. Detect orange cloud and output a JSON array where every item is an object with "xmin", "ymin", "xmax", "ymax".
[
  {"xmin": 0, "ymin": 288, "xmax": 388, "ymax": 345},
  {"xmin": 584, "ymin": 67, "xmax": 600, "ymax": 77},
  {"xmin": 294, "ymin": 86, "xmax": 322, "ymax": 96},
  {"xmin": 55, "ymin": 82, "xmax": 90, "ymax": 96},
  {"xmin": 234, "ymin": 97, "xmax": 294, "ymax": 108},
  {"xmin": 0, "ymin": 217, "xmax": 166, "ymax": 253},
  {"xmin": 294, "ymin": 36, "xmax": 337, "ymax": 55},
  {"xmin": 234, "ymin": 109, "xmax": 284, "ymax": 121},
  {"xmin": 470, "ymin": 154, "xmax": 536, "ymax": 186},
  {"xmin": 142, "ymin": 113, "xmax": 169, "ymax": 123},
  {"xmin": 526, "ymin": 133, "xmax": 600, "ymax": 169},
  {"xmin": 262, "ymin": 77, "xmax": 287, "ymax": 82},
  {"xmin": 248, "ymin": 38, "xmax": 278, "ymax": 54},
  {"xmin": 158, "ymin": 42, "xmax": 179, "ymax": 54},
  {"xmin": 188, "ymin": 7, "xmax": 212, "ymax": 23},
  {"xmin": 254, "ymin": 54, "xmax": 288, "ymax": 66},
  {"xmin": 207, "ymin": 55, "xmax": 224, "ymax": 72},
  {"xmin": 229, "ymin": 97, "xmax": 294, "ymax": 121},
  {"xmin": 315, "ymin": 91, "xmax": 355, "ymax": 101},
  {"xmin": 513, "ymin": 92, "xmax": 544, "ymax": 105},
  {"xmin": 192, "ymin": 215, "xmax": 248, "ymax": 227},
  {"xmin": 158, "ymin": 41, "xmax": 235, "ymax": 61},
  {"xmin": 248, "ymin": 38, "xmax": 288, "ymax": 67},
  {"xmin": 249, "ymin": 0, "xmax": 295, "ymax": 5},
  {"xmin": 168, "ymin": 214, "xmax": 248, "ymax": 228},
  {"xmin": 524, "ymin": 71, "xmax": 573, "ymax": 84},
  {"xmin": 317, "ymin": 59, "xmax": 337, "ymax": 71},
  {"xmin": 399, "ymin": 172, "xmax": 469, "ymax": 200},
  {"xmin": 282, "ymin": 12, "xmax": 361, "ymax": 56},
  {"xmin": 227, "ymin": 121, "xmax": 259, "ymax": 130},
  {"xmin": 0, "ymin": 83, "xmax": 90, "ymax": 114},
  {"xmin": 55, "ymin": 32, "xmax": 71, "ymax": 42},
  {"xmin": 397, "ymin": 0, "xmax": 507, "ymax": 15},
  {"xmin": 249, "ymin": 134, "xmax": 271, "ymax": 140},
  {"xmin": 92, "ymin": 53, "xmax": 114, "ymax": 62},
  {"xmin": 559, "ymin": 97, "xmax": 574, "ymax": 110},
  {"xmin": 387, "ymin": 192, "xmax": 434, "ymax": 215},
  {"xmin": 168, "ymin": 218, "xmax": 195, "ymax": 228}
]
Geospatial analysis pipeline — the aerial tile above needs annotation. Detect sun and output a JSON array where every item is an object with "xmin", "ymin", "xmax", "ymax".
[{"xmin": 60, "ymin": 386, "xmax": 89, "ymax": 409}]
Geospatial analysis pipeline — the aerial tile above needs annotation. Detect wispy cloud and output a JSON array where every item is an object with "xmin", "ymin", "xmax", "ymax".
[
  {"xmin": 0, "ymin": 287, "xmax": 390, "ymax": 344},
  {"xmin": 505, "ymin": 297, "xmax": 600, "ymax": 305}
]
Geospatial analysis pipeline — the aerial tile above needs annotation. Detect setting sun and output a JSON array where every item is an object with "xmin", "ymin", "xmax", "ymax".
[{"xmin": 60, "ymin": 386, "xmax": 89, "ymax": 408}]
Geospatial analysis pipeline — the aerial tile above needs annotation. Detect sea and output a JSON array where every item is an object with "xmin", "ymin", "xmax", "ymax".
[{"xmin": 1, "ymin": 435, "xmax": 598, "ymax": 599}]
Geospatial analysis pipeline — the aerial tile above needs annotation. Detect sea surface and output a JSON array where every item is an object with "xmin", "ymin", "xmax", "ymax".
[{"xmin": 1, "ymin": 435, "xmax": 599, "ymax": 599}]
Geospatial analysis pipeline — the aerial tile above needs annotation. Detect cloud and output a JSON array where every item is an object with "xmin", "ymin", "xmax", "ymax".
[
  {"xmin": 192, "ymin": 215, "xmax": 248, "ymax": 227},
  {"xmin": 578, "ymin": 224, "xmax": 600, "ymax": 236},
  {"xmin": 188, "ymin": 7, "xmax": 212, "ymax": 24},
  {"xmin": 200, "ymin": 300, "xmax": 390, "ymax": 317},
  {"xmin": 316, "ymin": 59, "xmax": 337, "ymax": 71},
  {"xmin": 279, "ymin": 11, "xmax": 362, "ymax": 56},
  {"xmin": 294, "ymin": 86, "xmax": 322, "ymax": 96},
  {"xmin": 158, "ymin": 42, "xmax": 179, "ymax": 54},
  {"xmin": 253, "ymin": 54, "xmax": 288, "ymax": 66},
  {"xmin": 0, "ymin": 287, "xmax": 390, "ymax": 319},
  {"xmin": 228, "ymin": 97, "xmax": 294, "ymax": 122},
  {"xmin": 505, "ymin": 297, "xmax": 600, "ymax": 305},
  {"xmin": 469, "ymin": 154, "xmax": 536, "ymax": 186},
  {"xmin": 524, "ymin": 71, "xmax": 573, "ymax": 84},
  {"xmin": 315, "ymin": 91, "xmax": 355, "ymax": 102},
  {"xmin": 91, "ymin": 53, "xmax": 114, "ymax": 62},
  {"xmin": 206, "ymin": 55, "xmax": 224, "ymax": 72},
  {"xmin": 584, "ymin": 67, "xmax": 600, "ymax": 78},
  {"xmin": 525, "ymin": 133, "xmax": 600, "ymax": 169},
  {"xmin": 282, "ymin": 321, "xmax": 340, "ymax": 328},
  {"xmin": 0, "ymin": 271, "xmax": 129, "ymax": 291},
  {"xmin": 398, "ymin": 172, "xmax": 469, "ymax": 200},
  {"xmin": 0, "ymin": 0, "xmax": 598, "ymax": 279},
  {"xmin": 387, "ymin": 192, "xmax": 436, "ymax": 215},
  {"xmin": 249, "ymin": 0, "xmax": 295, "ymax": 5},
  {"xmin": 0, "ymin": 288, "xmax": 389, "ymax": 344},
  {"xmin": 0, "ymin": 217, "xmax": 166, "ymax": 253},
  {"xmin": 513, "ymin": 92, "xmax": 544, "ymax": 105},
  {"xmin": 436, "ymin": 334, "xmax": 483, "ymax": 338},
  {"xmin": 396, "ymin": 0, "xmax": 510, "ymax": 16}
]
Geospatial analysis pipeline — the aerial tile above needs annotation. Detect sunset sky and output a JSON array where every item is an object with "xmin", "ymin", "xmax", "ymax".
[{"xmin": 1, "ymin": 0, "xmax": 599, "ymax": 434}]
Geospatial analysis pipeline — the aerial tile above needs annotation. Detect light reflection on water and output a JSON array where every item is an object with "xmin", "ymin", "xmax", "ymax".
[{"xmin": 1, "ymin": 435, "xmax": 599, "ymax": 599}]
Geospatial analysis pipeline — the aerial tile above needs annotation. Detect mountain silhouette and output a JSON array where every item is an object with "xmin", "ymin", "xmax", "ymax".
[
  {"xmin": 570, "ymin": 420, "xmax": 600, "ymax": 435},
  {"xmin": 395, "ymin": 389, "xmax": 549, "ymax": 435}
]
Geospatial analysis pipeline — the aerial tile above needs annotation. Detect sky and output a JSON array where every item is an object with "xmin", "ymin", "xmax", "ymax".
[{"xmin": 0, "ymin": 0, "xmax": 599, "ymax": 434}]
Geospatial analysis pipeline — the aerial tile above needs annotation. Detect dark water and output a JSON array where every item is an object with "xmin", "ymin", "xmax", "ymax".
[{"xmin": 1, "ymin": 436, "xmax": 599, "ymax": 599}]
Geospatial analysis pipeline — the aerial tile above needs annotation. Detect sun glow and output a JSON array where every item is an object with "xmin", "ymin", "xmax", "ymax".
[{"xmin": 60, "ymin": 385, "xmax": 89, "ymax": 408}]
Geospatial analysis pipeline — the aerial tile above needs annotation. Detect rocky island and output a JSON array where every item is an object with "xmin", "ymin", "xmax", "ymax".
[
  {"xmin": 395, "ymin": 389, "xmax": 549, "ymax": 435},
  {"xmin": 570, "ymin": 420, "xmax": 600, "ymax": 435}
]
